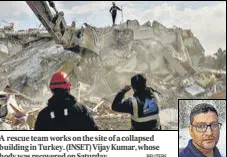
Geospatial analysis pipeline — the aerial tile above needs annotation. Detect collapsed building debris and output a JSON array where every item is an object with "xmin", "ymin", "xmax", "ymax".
[
  {"xmin": 184, "ymin": 84, "xmax": 206, "ymax": 96},
  {"xmin": 0, "ymin": 43, "xmax": 8, "ymax": 54},
  {"xmin": 0, "ymin": 90, "xmax": 28, "ymax": 130},
  {"xmin": 0, "ymin": 17, "xmax": 226, "ymax": 130}
]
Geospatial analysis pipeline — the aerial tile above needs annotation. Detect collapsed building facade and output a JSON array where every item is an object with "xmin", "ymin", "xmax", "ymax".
[{"xmin": 0, "ymin": 17, "xmax": 226, "ymax": 130}]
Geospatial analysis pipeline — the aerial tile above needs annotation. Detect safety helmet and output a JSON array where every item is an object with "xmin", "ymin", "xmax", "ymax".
[
  {"xmin": 131, "ymin": 74, "xmax": 146, "ymax": 91},
  {"xmin": 112, "ymin": 2, "xmax": 115, "ymax": 5},
  {"xmin": 49, "ymin": 71, "xmax": 71, "ymax": 90}
]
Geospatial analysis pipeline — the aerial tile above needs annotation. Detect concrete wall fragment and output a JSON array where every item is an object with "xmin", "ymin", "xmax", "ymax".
[
  {"xmin": 0, "ymin": 43, "xmax": 8, "ymax": 55},
  {"xmin": 126, "ymin": 19, "xmax": 140, "ymax": 29},
  {"xmin": 159, "ymin": 48, "xmax": 187, "ymax": 76}
]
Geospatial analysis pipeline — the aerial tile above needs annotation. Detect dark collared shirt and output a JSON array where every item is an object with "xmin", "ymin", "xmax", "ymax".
[{"xmin": 180, "ymin": 139, "xmax": 222, "ymax": 157}]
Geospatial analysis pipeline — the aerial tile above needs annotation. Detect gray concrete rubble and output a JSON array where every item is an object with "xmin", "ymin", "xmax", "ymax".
[
  {"xmin": 0, "ymin": 91, "xmax": 31, "ymax": 130},
  {"xmin": 184, "ymin": 84, "xmax": 206, "ymax": 96},
  {"xmin": 0, "ymin": 43, "xmax": 9, "ymax": 63},
  {"xmin": 0, "ymin": 20, "xmax": 226, "ymax": 130},
  {"xmin": 0, "ymin": 43, "xmax": 8, "ymax": 55}
]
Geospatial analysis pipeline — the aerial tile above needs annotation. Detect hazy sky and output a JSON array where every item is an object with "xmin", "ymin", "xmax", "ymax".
[{"xmin": 0, "ymin": 1, "xmax": 226, "ymax": 55}]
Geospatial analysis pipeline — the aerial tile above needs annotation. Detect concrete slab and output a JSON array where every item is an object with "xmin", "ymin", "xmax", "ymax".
[
  {"xmin": 184, "ymin": 84, "xmax": 206, "ymax": 96},
  {"xmin": 133, "ymin": 28, "xmax": 154, "ymax": 40},
  {"xmin": 0, "ymin": 44, "xmax": 8, "ymax": 55}
]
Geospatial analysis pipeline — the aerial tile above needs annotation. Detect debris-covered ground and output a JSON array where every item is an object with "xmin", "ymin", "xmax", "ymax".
[{"xmin": 0, "ymin": 20, "xmax": 226, "ymax": 130}]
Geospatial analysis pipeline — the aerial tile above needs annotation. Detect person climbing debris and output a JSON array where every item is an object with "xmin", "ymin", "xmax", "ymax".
[
  {"xmin": 112, "ymin": 74, "xmax": 161, "ymax": 130},
  {"xmin": 109, "ymin": 2, "xmax": 122, "ymax": 26},
  {"xmin": 35, "ymin": 71, "xmax": 98, "ymax": 130}
]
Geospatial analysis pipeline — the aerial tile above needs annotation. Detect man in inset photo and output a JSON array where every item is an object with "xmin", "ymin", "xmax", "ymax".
[{"xmin": 179, "ymin": 101, "xmax": 225, "ymax": 157}]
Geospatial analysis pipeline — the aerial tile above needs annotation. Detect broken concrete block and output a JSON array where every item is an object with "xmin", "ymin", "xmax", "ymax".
[
  {"xmin": 0, "ymin": 121, "xmax": 11, "ymax": 130},
  {"xmin": 57, "ymin": 60, "xmax": 74, "ymax": 74},
  {"xmin": 115, "ymin": 55, "xmax": 137, "ymax": 72},
  {"xmin": 160, "ymin": 48, "xmax": 187, "ymax": 76},
  {"xmin": 0, "ymin": 43, "xmax": 8, "ymax": 55},
  {"xmin": 184, "ymin": 84, "xmax": 206, "ymax": 96},
  {"xmin": 0, "ymin": 32, "xmax": 5, "ymax": 38},
  {"xmin": 181, "ymin": 61, "xmax": 195, "ymax": 72},
  {"xmin": 39, "ymin": 30, "xmax": 50, "ymax": 37},
  {"xmin": 6, "ymin": 94, "xmax": 24, "ymax": 115},
  {"xmin": 133, "ymin": 28, "xmax": 153, "ymax": 40},
  {"xmin": 7, "ymin": 43, "xmax": 22, "ymax": 55},
  {"xmin": 142, "ymin": 21, "xmax": 151, "ymax": 27},
  {"xmin": 184, "ymin": 37, "xmax": 205, "ymax": 61},
  {"xmin": 126, "ymin": 19, "xmax": 140, "ymax": 29},
  {"xmin": 181, "ymin": 78, "xmax": 195, "ymax": 87}
]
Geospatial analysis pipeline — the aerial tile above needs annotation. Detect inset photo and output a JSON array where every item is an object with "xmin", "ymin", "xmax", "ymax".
[{"xmin": 179, "ymin": 99, "xmax": 226, "ymax": 157}]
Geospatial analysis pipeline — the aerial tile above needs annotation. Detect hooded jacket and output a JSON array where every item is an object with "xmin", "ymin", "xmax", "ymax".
[{"xmin": 35, "ymin": 92, "xmax": 98, "ymax": 130}]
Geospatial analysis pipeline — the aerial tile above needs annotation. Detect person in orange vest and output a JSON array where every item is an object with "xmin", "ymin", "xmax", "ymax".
[{"xmin": 35, "ymin": 71, "xmax": 98, "ymax": 130}]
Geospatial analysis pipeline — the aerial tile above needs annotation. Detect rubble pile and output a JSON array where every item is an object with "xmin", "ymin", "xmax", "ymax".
[
  {"xmin": 0, "ymin": 20, "xmax": 226, "ymax": 130},
  {"xmin": 198, "ymin": 48, "xmax": 226, "ymax": 70}
]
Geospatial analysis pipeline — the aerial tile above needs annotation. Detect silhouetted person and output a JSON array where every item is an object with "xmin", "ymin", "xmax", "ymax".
[
  {"xmin": 112, "ymin": 74, "xmax": 161, "ymax": 130},
  {"xmin": 109, "ymin": 2, "xmax": 122, "ymax": 26}
]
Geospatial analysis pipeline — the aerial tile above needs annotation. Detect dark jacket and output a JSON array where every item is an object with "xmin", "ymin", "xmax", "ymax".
[
  {"xmin": 35, "ymin": 93, "xmax": 98, "ymax": 130},
  {"xmin": 112, "ymin": 87, "xmax": 160, "ymax": 130},
  {"xmin": 109, "ymin": 6, "xmax": 121, "ymax": 15},
  {"xmin": 180, "ymin": 139, "xmax": 222, "ymax": 157}
]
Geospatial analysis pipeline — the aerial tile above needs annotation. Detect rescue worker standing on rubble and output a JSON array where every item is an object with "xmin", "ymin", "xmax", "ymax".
[
  {"xmin": 112, "ymin": 74, "xmax": 161, "ymax": 130},
  {"xmin": 35, "ymin": 71, "xmax": 98, "ymax": 130},
  {"xmin": 109, "ymin": 2, "xmax": 122, "ymax": 26}
]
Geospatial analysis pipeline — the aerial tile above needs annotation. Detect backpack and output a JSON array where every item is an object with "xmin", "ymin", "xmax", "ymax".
[{"xmin": 131, "ymin": 96, "xmax": 160, "ymax": 123}]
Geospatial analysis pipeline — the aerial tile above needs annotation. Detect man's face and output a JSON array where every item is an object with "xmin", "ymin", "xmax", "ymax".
[{"xmin": 189, "ymin": 111, "xmax": 220, "ymax": 150}]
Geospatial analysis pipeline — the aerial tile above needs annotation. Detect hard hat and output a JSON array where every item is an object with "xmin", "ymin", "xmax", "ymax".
[
  {"xmin": 49, "ymin": 71, "xmax": 71, "ymax": 90},
  {"xmin": 112, "ymin": 2, "xmax": 115, "ymax": 5}
]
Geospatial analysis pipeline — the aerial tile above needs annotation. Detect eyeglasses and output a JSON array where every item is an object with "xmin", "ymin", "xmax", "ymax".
[{"xmin": 191, "ymin": 123, "xmax": 222, "ymax": 133}]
